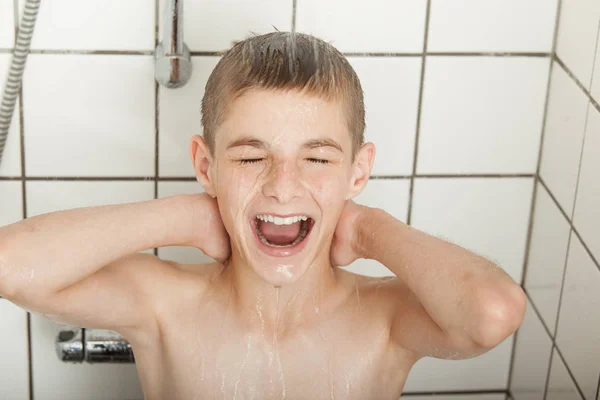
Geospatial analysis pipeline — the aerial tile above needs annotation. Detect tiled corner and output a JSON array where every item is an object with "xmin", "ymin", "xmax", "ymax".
[
  {"xmin": 31, "ymin": 315, "xmax": 144, "ymax": 400},
  {"xmin": 540, "ymin": 62, "xmax": 589, "ymax": 217},
  {"xmin": 428, "ymin": 0, "xmax": 558, "ymax": 52},
  {"xmin": 0, "ymin": 0, "xmax": 14, "ymax": 48},
  {"xmin": 161, "ymin": 0, "xmax": 292, "ymax": 52},
  {"xmin": 25, "ymin": 181, "xmax": 153, "ymax": 399},
  {"xmin": 26, "ymin": 181, "xmax": 154, "ymax": 217},
  {"xmin": 347, "ymin": 57, "xmax": 421, "ymax": 176},
  {"xmin": 509, "ymin": 297, "xmax": 553, "ymax": 400},
  {"xmin": 0, "ymin": 54, "xmax": 22, "ymax": 177},
  {"xmin": 157, "ymin": 181, "xmax": 214, "ymax": 265},
  {"xmin": 555, "ymin": 234, "xmax": 600, "ymax": 400},
  {"xmin": 21, "ymin": 0, "xmax": 154, "ymax": 50},
  {"xmin": 159, "ymin": 57, "xmax": 220, "ymax": 177},
  {"xmin": 0, "ymin": 300, "xmax": 29, "ymax": 400},
  {"xmin": 546, "ymin": 349, "xmax": 583, "ymax": 400},
  {"xmin": 0, "ymin": 181, "xmax": 23, "ymax": 226},
  {"xmin": 417, "ymin": 57, "xmax": 549, "ymax": 174},
  {"xmin": 404, "ymin": 335, "xmax": 514, "ymax": 391},
  {"xmin": 296, "ymin": 0, "xmax": 427, "ymax": 53},
  {"xmin": 342, "ymin": 179, "xmax": 410, "ymax": 278},
  {"xmin": 23, "ymin": 54, "xmax": 155, "ymax": 177},
  {"xmin": 555, "ymin": 0, "xmax": 600, "ymax": 89},
  {"xmin": 524, "ymin": 182, "xmax": 571, "ymax": 334},
  {"xmin": 573, "ymin": 104, "xmax": 600, "ymax": 262},
  {"xmin": 410, "ymin": 177, "xmax": 534, "ymax": 284}
]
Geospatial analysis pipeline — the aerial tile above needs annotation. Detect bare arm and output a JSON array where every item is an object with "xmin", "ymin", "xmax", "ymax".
[
  {"xmin": 0, "ymin": 194, "xmax": 200, "ymax": 296},
  {"xmin": 0, "ymin": 193, "xmax": 227, "ymax": 332},
  {"xmin": 356, "ymin": 207, "xmax": 526, "ymax": 358}
]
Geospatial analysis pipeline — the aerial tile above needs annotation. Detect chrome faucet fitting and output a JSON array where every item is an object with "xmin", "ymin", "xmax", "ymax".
[{"xmin": 154, "ymin": 0, "xmax": 192, "ymax": 88}]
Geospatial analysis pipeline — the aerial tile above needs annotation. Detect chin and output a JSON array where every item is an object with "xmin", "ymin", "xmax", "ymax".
[{"xmin": 242, "ymin": 211, "xmax": 322, "ymax": 286}]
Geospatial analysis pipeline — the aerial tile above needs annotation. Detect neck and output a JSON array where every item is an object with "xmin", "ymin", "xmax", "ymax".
[{"xmin": 214, "ymin": 248, "xmax": 340, "ymax": 338}]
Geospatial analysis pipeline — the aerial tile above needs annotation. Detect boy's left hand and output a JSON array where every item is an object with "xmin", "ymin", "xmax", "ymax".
[{"xmin": 330, "ymin": 200, "xmax": 368, "ymax": 267}]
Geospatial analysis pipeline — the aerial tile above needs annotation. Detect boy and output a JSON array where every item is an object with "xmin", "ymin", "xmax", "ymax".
[{"xmin": 0, "ymin": 32, "xmax": 526, "ymax": 399}]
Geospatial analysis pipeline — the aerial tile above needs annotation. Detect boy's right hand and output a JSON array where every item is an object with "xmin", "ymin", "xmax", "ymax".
[{"xmin": 184, "ymin": 193, "xmax": 231, "ymax": 263}]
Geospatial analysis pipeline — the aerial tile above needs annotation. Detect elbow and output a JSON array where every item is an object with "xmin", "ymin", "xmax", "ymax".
[{"xmin": 472, "ymin": 284, "xmax": 527, "ymax": 349}]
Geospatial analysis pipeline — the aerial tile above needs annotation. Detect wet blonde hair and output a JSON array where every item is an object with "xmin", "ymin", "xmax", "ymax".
[{"xmin": 201, "ymin": 32, "xmax": 365, "ymax": 157}]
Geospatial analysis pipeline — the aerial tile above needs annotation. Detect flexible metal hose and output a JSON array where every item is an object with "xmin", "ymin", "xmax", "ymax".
[{"xmin": 0, "ymin": 0, "xmax": 41, "ymax": 167}]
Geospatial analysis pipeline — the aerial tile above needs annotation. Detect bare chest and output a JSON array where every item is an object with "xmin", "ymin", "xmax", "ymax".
[{"xmin": 131, "ymin": 302, "xmax": 415, "ymax": 400}]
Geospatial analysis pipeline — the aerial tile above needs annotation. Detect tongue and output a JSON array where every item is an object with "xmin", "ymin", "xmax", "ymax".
[{"xmin": 257, "ymin": 220, "xmax": 302, "ymax": 245}]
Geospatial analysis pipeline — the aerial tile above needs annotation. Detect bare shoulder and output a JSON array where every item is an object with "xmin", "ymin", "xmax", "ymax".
[{"xmin": 336, "ymin": 268, "xmax": 409, "ymax": 317}]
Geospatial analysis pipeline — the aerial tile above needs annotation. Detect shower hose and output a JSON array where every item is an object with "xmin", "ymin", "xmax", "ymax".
[{"xmin": 0, "ymin": 0, "xmax": 41, "ymax": 168}]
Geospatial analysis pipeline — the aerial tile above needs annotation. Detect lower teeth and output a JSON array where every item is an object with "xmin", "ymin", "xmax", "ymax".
[{"xmin": 256, "ymin": 223, "xmax": 309, "ymax": 248}]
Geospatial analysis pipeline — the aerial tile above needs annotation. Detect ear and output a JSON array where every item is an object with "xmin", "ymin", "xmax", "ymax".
[
  {"xmin": 346, "ymin": 142, "xmax": 375, "ymax": 200},
  {"xmin": 189, "ymin": 135, "xmax": 217, "ymax": 197}
]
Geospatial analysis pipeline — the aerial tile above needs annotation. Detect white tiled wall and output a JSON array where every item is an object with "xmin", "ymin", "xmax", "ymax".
[
  {"xmin": 511, "ymin": 2, "xmax": 600, "ymax": 400},
  {"xmin": 0, "ymin": 1, "xmax": 565, "ymax": 399}
]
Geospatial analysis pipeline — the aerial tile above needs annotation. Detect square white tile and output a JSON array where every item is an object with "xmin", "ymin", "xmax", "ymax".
[
  {"xmin": 540, "ymin": 62, "xmax": 589, "ymax": 217},
  {"xmin": 592, "ymin": 26, "xmax": 600, "ymax": 103},
  {"xmin": 410, "ymin": 177, "xmax": 534, "ymax": 284},
  {"xmin": 555, "ymin": 234, "xmax": 600, "ymax": 400},
  {"xmin": 157, "ymin": 181, "xmax": 214, "ymax": 265},
  {"xmin": 428, "ymin": 0, "xmax": 558, "ymax": 52},
  {"xmin": 524, "ymin": 182, "xmax": 571, "ymax": 335},
  {"xmin": 296, "ymin": 0, "xmax": 427, "ymax": 53},
  {"xmin": 160, "ymin": 0, "xmax": 292, "ymax": 52},
  {"xmin": 573, "ymin": 104, "xmax": 600, "ymax": 262},
  {"xmin": 21, "ymin": 0, "xmax": 154, "ymax": 50},
  {"xmin": 555, "ymin": 0, "xmax": 600, "ymax": 89},
  {"xmin": 404, "ymin": 335, "xmax": 513, "ymax": 391},
  {"xmin": 159, "ymin": 57, "xmax": 220, "ymax": 177},
  {"xmin": 347, "ymin": 57, "xmax": 421, "ymax": 176},
  {"xmin": 31, "ymin": 315, "xmax": 144, "ymax": 400},
  {"xmin": 0, "ymin": 0, "xmax": 14, "ymax": 48},
  {"xmin": 0, "ymin": 54, "xmax": 22, "ymax": 177},
  {"xmin": 418, "ymin": 57, "xmax": 549, "ymax": 174},
  {"xmin": 509, "ymin": 297, "xmax": 553, "ymax": 400},
  {"xmin": 342, "ymin": 179, "xmax": 410, "ymax": 278},
  {"xmin": 23, "ymin": 54, "xmax": 155, "ymax": 177},
  {"xmin": 0, "ymin": 300, "xmax": 29, "ymax": 400},
  {"xmin": 546, "ymin": 349, "xmax": 583, "ymax": 400},
  {"xmin": 0, "ymin": 181, "xmax": 23, "ymax": 226},
  {"xmin": 26, "ymin": 181, "xmax": 155, "ymax": 217}
]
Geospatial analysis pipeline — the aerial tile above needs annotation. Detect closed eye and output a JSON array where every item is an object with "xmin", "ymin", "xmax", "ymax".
[
  {"xmin": 307, "ymin": 158, "xmax": 329, "ymax": 164},
  {"xmin": 238, "ymin": 158, "xmax": 264, "ymax": 165}
]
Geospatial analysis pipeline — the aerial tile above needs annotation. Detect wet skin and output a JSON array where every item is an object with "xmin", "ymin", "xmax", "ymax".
[{"xmin": 120, "ymin": 89, "xmax": 420, "ymax": 399}]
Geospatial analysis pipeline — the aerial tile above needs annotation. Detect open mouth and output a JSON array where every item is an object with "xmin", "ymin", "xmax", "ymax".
[{"xmin": 252, "ymin": 214, "xmax": 315, "ymax": 250}]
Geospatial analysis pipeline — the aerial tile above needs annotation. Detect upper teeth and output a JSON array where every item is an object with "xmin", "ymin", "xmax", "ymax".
[{"xmin": 256, "ymin": 215, "xmax": 308, "ymax": 225}]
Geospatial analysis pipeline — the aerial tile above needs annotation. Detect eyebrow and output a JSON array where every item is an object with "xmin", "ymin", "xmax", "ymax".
[{"xmin": 226, "ymin": 136, "xmax": 343, "ymax": 152}]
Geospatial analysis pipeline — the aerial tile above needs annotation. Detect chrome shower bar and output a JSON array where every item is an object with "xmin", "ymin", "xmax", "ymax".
[{"xmin": 154, "ymin": 0, "xmax": 192, "ymax": 88}]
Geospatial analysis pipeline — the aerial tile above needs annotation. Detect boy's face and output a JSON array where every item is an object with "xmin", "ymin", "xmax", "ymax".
[{"xmin": 191, "ymin": 89, "xmax": 373, "ymax": 286}]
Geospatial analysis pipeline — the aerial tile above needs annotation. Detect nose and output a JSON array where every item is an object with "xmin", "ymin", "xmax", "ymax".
[{"xmin": 261, "ymin": 159, "xmax": 305, "ymax": 204}]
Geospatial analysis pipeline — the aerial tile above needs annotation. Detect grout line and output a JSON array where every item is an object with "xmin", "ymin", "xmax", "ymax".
[
  {"xmin": 0, "ymin": 173, "xmax": 536, "ymax": 181},
  {"xmin": 538, "ymin": 178, "xmax": 600, "ymax": 272},
  {"xmin": 0, "ymin": 48, "xmax": 554, "ymax": 58},
  {"xmin": 555, "ymin": 56, "xmax": 600, "ymax": 113},
  {"xmin": 510, "ymin": 0, "xmax": 563, "ymax": 396},
  {"xmin": 406, "ymin": 0, "xmax": 431, "ymax": 227},
  {"xmin": 401, "ymin": 389, "xmax": 507, "ymax": 396},
  {"xmin": 523, "ymin": 288, "xmax": 588, "ymax": 400},
  {"xmin": 596, "ymin": 371, "xmax": 600, "ymax": 400},
  {"xmin": 13, "ymin": 0, "xmax": 34, "ymax": 397},
  {"xmin": 427, "ymin": 51, "xmax": 551, "ymax": 57},
  {"xmin": 153, "ymin": 0, "xmax": 159, "ymax": 258}
]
